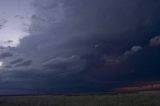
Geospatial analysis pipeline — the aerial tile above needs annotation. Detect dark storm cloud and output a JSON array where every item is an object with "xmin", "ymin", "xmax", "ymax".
[
  {"xmin": 17, "ymin": 0, "xmax": 160, "ymax": 90},
  {"xmin": 17, "ymin": 0, "xmax": 160, "ymax": 70},
  {"xmin": 0, "ymin": 52, "xmax": 13, "ymax": 59},
  {"xmin": 0, "ymin": 68, "xmax": 50, "ymax": 94},
  {"xmin": 1, "ymin": 0, "xmax": 160, "ymax": 93}
]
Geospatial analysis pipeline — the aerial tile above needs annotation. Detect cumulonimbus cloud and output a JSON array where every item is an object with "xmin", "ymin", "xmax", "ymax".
[{"xmin": 0, "ymin": 0, "xmax": 160, "ymax": 93}]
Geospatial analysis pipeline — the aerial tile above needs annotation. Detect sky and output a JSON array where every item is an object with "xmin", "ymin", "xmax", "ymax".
[{"xmin": 0, "ymin": 0, "xmax": 160, "ymax": 94}]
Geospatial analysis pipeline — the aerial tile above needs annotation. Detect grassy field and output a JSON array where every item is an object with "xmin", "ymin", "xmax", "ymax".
[{"xmin": 0, "ymin": 93, "xmax": 159, "ymax": 106}]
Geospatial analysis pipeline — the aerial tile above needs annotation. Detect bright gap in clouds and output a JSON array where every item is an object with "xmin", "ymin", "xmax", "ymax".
[
  {"xmin": 0, "ymin": 0, "xmax": 34, "ymax": 47},
  {"xmin": 0, "ymin": 61, "xmax": 3, "ymax": 67}
]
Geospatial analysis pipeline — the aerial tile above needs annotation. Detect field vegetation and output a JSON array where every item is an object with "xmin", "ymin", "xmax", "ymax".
[{"xmin": 0, "ymin": 93, "xmax": 159, "ymax": 106}]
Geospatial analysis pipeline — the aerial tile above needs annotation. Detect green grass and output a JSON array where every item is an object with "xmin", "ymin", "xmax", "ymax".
[{"xmin": 0, "ymin": 93, "xmax": 159, "ymax": 106}]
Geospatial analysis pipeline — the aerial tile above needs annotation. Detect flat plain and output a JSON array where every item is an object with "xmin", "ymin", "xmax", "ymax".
[{"xmin": 0, "ymin": 93, "xmax": 159, "ymax": 106}]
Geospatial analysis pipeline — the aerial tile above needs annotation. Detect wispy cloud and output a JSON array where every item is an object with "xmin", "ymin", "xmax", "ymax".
[
  {"xmin": 150, "ymin": 35, "xmax": 160, "ymax": 47},
  {"xmin": 124, "ymin": 46, "xmax": 143, "ymax": 56},
  {"xmin": 15, "ymin": 60, "xmax": 32, "ymax": 67},
  {"xmin": 10, "ymin": 58, "xmax": 24, "ymax": 65}
]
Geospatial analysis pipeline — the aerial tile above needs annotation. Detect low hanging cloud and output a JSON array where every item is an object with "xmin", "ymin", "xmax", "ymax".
[
  {"xmin": 124, "ymin": 46, "xmax": 143, "ymax": 56},
  {"xmin": 150, "ymin": 35, "xmax": 160, "ymax": 47}
]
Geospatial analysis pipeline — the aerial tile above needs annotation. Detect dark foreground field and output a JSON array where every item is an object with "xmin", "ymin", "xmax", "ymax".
[{"xmin": 0, "ymin": 93, "xmax": 159, "ymax": 106}]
